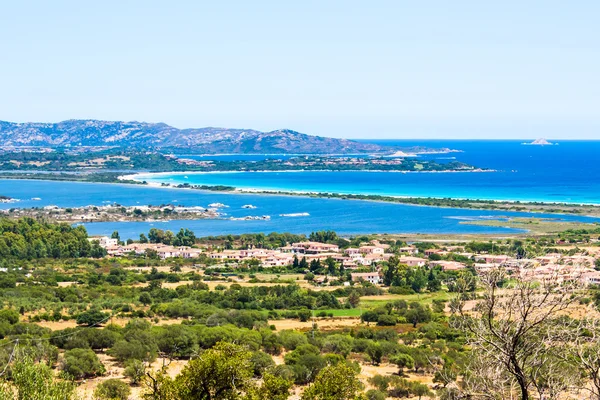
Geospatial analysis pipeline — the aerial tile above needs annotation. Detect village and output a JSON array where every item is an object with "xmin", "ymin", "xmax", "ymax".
[{"xmin": 95, "ymin": 235, "xmax": 600, "ymax": 287}]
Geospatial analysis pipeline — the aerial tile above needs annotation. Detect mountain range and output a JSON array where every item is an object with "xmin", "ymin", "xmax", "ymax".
[{"xmin": 0, "ymin": 120, "xmax": 389, "ymax": 154}]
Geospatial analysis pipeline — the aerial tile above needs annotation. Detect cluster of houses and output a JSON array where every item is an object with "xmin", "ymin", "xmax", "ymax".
[
  {"xmin": 93, "ymin": 236, "xmax": 600, "ymax": 287},
  {"xmin": 95, "ymin": 237, "xmax": 203, "ymax": 259}
]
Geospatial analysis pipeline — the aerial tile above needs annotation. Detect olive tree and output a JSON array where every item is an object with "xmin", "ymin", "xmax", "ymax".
[{"xmin": 452, "ymin": 267, "xmax": 581, "ymax": 400}]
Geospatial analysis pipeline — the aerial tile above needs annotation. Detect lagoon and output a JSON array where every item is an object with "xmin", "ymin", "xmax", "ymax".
[{"xmin": 2, "ymin": 179, "xmax": 599, "ymax": 240}]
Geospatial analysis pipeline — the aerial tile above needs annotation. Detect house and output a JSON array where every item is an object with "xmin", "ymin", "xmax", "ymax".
[
  {"xmin": 398, "ymin": 256, "xmax": 427, "ymax": 267},
  {"xmin": 474, "ymin": 254, "xmax": 511, "ymax": 264},
  {"xmin": 351, "ymin": 272, "xmax": 381, "ymax": 285},
  {"xmin": 344, "ymin": 248, "xmax": 362, "ymax": 257},
  {"xmin": 359, "ymin": 246, "xmax": 385, "ymax": 255},
  {"xmin": 429, "ymin": 260, "xmax": 466, "ymax": 271},
  {"xmin": 425, "ymin": 249, "xmax": 444, "ymax": 256},
  {"xmin": 398, "ymin": 246, "xmax": 419, "ymax": 255},
  {"xmin": 581, "ymin": 271, "xmax": 600, "ymax": 286},
  {"xmin": 95, "ymin": 236, "xmax": 119, "ymax": 247},
  {"xmin": 179, "ymin": 247, "xmax": 202, "ymax": 258},
  {"xmin": 290, "ymin": 242, "xmax": 340, "ymax": 254}
]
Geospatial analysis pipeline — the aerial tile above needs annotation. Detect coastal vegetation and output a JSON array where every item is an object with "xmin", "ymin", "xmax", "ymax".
[
  {"xmin": 0, "ymin": 218, "xmax": 599, "ymax": 398},
  {"xmin": 0, "ymin": 150, "xmax": 476, "ymax": 173}
]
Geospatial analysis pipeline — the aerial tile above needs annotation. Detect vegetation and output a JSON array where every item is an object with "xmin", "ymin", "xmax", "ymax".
[{"xmin": 0, "ymin": 219, "xmax": 598, "ymax": 399}]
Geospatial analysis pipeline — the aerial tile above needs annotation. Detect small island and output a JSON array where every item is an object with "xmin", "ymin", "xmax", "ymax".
[
  {"xmin": 0, "ymin": 203, "xmax": 224, "ymax": 223},
  {"xmin": 523, "ymin": 138, "xmax": 554, "ymax": 146}
]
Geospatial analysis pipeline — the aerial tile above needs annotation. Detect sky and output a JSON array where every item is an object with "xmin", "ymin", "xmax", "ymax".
[{"xmin": 1, "ymin": 1, "xmax": 599, "ymax": 139}]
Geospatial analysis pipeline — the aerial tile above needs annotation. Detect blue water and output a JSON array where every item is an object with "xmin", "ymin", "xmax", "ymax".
[
  {"xmin": 144, "ymin": 140, "xmax": 600, "ymax": 204},
  {"xmin": 1, "ymin": 179, "xmax": 599, "ymax": 240}
]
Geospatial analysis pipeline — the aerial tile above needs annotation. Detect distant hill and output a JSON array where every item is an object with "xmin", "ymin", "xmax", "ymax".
[{"xmin": 0, "ymin": 120, "xmax": 390, "ymax": 154}]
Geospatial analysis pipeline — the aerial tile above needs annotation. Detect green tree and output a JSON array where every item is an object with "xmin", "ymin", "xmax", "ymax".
[
  {"xmin": 124, "ymin": 359, "xmax": 146, "ymax": 385},
  {"xmin": 0, "ymin": 357, "xmax": 77, "ymax": 400},
  {"xmin": 139, "ymin": 292, "xmax": 153, "ymax": 305},
  {"xmin": 76, "ymin": 309, "xmax": 109, "ymax": 326},
  {"xmin": 366, "ymin": 342, "xmax": 383, "ymax": 365},
  {"xmin": 383, "ymin": 256, "xmax": 399, "ymax": 286},
  {"xmin": 245, "ymin": 373, "xmax": 292, "ymax": 400},
  {"xmin": 391, "ymin": 353, "xmax": 414, "ymax": 376},
  {"xmin": 173, "ymin": 341, "xmax": 255, "ymax": 400},
  {"xmin": 61, "ymin": 348, "xmax": 105, "ymax": 379},
  {"xmin": 301, "ymin": 363, "xmax": 363, "ymax": 400}
]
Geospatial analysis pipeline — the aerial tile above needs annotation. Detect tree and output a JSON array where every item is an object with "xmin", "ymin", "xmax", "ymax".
[
  {"xmin": 76, "ymin": 309, "xmax": 109, "ymax": 326},
  {"xmin": 173, "ymin": 341, "xmax": 255, "ymax": 399},
  {"xmin": 139, "ymin": 292, "xmax": 153, "ymax": 305},
  {"xmin": 111, "ymin": 231, "xmax": 120, "ymax": 241},
  {"xmin": 94, "ymin": 379, "xmax": 131, "ymax": 400},
  {"xmin": 299, "ymin": 257, "xmax": 309, "ymax": 271},
  {"xmin": 453, "ymin": 267, "xmax": 580, "ymax": 400},
  {"xmin": 245, "ymin": 373, "xmax": 292, "ymax": 400},
  {"xmin": 139, "ymin": 233, "xmax": 149, "ymax": 243},
  {"xmin": 61, "ymin": 348, "xmax": 105, "ymax": 379},
  {"xmin": 411, "ymin": 382, "xmax": 433, "ymax": 400},
  {"xmin": 366, "ymin": 342, "xmax": 383, "ymax": 365},
  {"xmin": 301, "ymin": 363, "xmax": 362, "ymax": 400},
  {"xmin": 321, "ymin": 335, "xmax": 353, "ymax": 358},
  {"xmin": 346, "ymin": 291, "xmax": 361, "ymax": 308},
  {"xmin": 298, "ymin": 309, "xmax": 312, "ymax": 322},
  {"xmin": 0, "ymin": 357, "xmax": 77, "ymax": 400},
  {"xmin": 325, "ymin": 257, "xmax": 337, "ymax": 275},
  {"xmin": 360, "ymin": 311, "xmax": 379, "ymax": 326},
  {"xmin": 391, "ymin": 353, "xmax": 414, "ymax": 376},
  {"xmin": 558, "ymin": 317, "xmax": 600, "ymax": 399},
  {"xmin": 156, "ymin": 324, "xmax": 198, "ymax": 359},
  {"xmin": 383, "ymin": 256, "xmax": 399, "ymax": 286},
  {"xmin": 124, "ymin": 359, "xmax": 146, "ymax": 385}
]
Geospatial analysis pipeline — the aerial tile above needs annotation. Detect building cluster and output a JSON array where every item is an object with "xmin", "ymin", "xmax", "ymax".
[
  {"xmin": 94, "ymin": 237, "xmax": 203, "ymax": 259},
  {"xmin": 93, "ymin": 236, "xmax": 600, "ymax": 286}
]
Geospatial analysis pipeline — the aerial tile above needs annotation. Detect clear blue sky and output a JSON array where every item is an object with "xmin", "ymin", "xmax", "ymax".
[{"xmin": 1, "ymin": 1, "xmax": 599, "ymax": 139}]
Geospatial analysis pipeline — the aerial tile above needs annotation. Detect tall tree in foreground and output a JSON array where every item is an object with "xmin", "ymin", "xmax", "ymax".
[
  {"xmin": 174, "ymin": 341, "xmax": 254, "ymax": 400},
  {"xmin": 0, "ymin": 357, "xmax": 77, "ymax": 400},
  {"xmin": 559, "ymin": 317, "xmax": 600, "ymax": 399},
  {"xmin": 452, "ymin": 268, "xmax": 581, "ymax": 400},
  {"xmin": 301, "ymin": 363, "xmax": 363, "ymax": 400}
]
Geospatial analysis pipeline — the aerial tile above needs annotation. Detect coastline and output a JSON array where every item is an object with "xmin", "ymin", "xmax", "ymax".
[{"xmin": 116, "ymin": 173, "xmax": 600, "ymax": 216}]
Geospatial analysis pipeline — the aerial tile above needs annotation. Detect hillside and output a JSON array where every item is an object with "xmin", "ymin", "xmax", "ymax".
[{"xmin": 0, "ymin": 120, "xmax": 389, "ymax": 154}]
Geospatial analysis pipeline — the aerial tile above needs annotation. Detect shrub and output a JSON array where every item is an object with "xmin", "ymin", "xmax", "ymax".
[
  {"xmin": 365, "ymin": 389, "xmax": 387, "ymax": 400},
  {"xmin": 124, "ymin": 359, "xmax": 145, "ymax": 385},
  {"xmin": 377, "ymin": 314, "xmax": 397, "ymax": 326},
  {"xmin": 76, "ymin": 309, "xmax": 109, "ymax": 327},
  {"xmin": 61, "ymin": 348, "xmax": 105, "ymax": 379},
  {"xmin": 94, "ymin": 378, "xmax": 131, "ymax": 400}
]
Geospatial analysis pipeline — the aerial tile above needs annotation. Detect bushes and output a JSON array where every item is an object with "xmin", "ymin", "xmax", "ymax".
[
  {"xmin": 94, "ymin": 379, "xmax": 131, "ymax": 400},
  {"xmin": 365, "ymin": 389, "xmax": 386, "ymax": 400},
  {"xmin": 124, "ymin": 359, "xmax": 146, "ymax": 384},
  {"xmin": 1, "ymin": 357, "xmax": 77, "ymax": 399},
  {"xmin": 155, "ymin": 324, "xmax": 198, "ymax": 358},
  {"xmin": 76, "ymin": 309, "xmax": 109, "ymax": 327},
  {"xmin": 377, "ymin": 314, "xmax": 397, "ymax": 326},
  {"xmin": 61, "ymin": 348, "xmax": 105, "ymax": 379}
]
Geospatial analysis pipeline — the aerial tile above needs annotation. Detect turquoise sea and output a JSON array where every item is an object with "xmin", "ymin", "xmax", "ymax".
[
  {"xmin": 1, "ymin": 140, "xmax": 599, "ymax": 239},
  {"xmin": 140, "ymin": 140, "xmax": 600, "ymax": 204}
]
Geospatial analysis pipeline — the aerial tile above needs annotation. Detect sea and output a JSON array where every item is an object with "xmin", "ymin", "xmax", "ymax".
[
  {"xmin": 1, "ymin": 140, "xmax": 599, "ymax": 239},
  {"xmin": 141, "ymin": 140, "xmax": 600, "ymax": 204}
]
